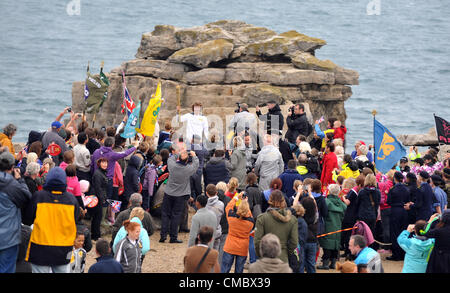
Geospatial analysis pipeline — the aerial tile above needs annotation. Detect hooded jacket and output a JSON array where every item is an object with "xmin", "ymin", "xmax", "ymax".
[
  {"xmin": 91, "ymin": 145, "xmax": 136, "ymax": 179},
  {"xmin": 0, "ymin": 171, "xmax": 32, "ymax": 251},
  {"xmin": 333, "ymin": 163, "xmax": 360, "ymax": 182},
  {"xmin": 188, "ymin": 207, "xmax": 218, "ymax": 248},
  {"xmin": 114, "ymin": 236, "xmax": 143, "ymax": 273},
  {"xmin": 254, "ymin": 145, "xmax": 284, "ymax": 191},
  {"xmin": 206, "ymin": 195, "xmax": 224, "ymax": 240},
  {"xmin": 112, "ymin": 217, "xmax": 150, "ymax": 256},
  {"xmin": 223, "ymin": 197, "xmax": 254, "ymax": 257},
  {"xmin": 255, "ymin": 207, "xmax": 298, "ymax": 263},
  {"xmin": 123, "ymin": 155, "xmax": 142, "ymax": 199},
  {"xmin": 279, "ymin": 169, "xmax": 304, "ymax": 204},
  {"xmin": 397, "ymin": 230, "xmax": 434, "ymax": 273},
  {"xmin": 230, "ymin": 148, "xmax": 247, "ymax": 190},
  {"xmin": 204, "ymin": 156, "xmax": 231, "ymax": 187},
  {"xmin": 285, "ymin": 112, "xmax": 309, "ymax": 143},
  {"xmin": 248, "ymin": 257, "xmax": 293, "ymax": 273},
  {"xmin": 0, "ymin": 133, "xmax": 15, "ymax": 158},
  {"xmin": 165, "ymin": 154, "xmax": 199, "ymax": 197},
  {"xmin": 318, "ymin": 194, "xmax": 347, "ymax": 250},
  {"xmin": 25, "ymin": 167, "xmax": 79, "ymax": 266}
]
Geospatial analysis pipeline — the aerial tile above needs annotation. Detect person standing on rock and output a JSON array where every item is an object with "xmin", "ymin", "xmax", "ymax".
[
  {"xmin": 176, "ymin": 102, "xmax": 209, "ymax": 144},
  {"xmin": 285, "ymin": 104, "xmax": 310, "ymax": 144},
  {"xmin": 256, "ymin": 101, "xmax": 284, "ymax": 135}
]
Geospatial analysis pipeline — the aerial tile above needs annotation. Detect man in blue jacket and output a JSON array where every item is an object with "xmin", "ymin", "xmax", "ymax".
[
  {"xmin": 349, "ymin": 235, "xmax": 384, "ymax": 273},
  {"xmin": 88, "ymin": 239, "xmax": 123, "ymax": 273},
  {"xmin": 279, "ymin": 160, "xmax": 304, "ymax": 206},
  {"xmin": 0, "ymin": 151, "xmax": 32, "ymax": 273}
]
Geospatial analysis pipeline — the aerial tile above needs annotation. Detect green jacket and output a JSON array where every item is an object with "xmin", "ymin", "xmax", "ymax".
[
  {"xmin": 318, "ymin": 194, "xmax": 347, "ymax": 250},
  {"xmin": 255, "ymin": 208, "xmax": 298, "ymax": 263}
]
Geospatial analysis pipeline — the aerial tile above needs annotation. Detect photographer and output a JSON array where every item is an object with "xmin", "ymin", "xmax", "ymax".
[
  {"xmin": 285, "ymin": 104, "xmax": 311, "ymax": 144},
  {"xmin": 229, "ymin": 103, "xmax": 258, "ymax": 151},
  {"xmin": 160, "ymin": 144, "xmax": 199, "ymax": 244}
]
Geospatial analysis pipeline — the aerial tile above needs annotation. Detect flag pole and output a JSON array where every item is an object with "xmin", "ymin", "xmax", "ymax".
[{"xmin": 372, "ymin": 109, "xmax": 377, "ymax": 171}]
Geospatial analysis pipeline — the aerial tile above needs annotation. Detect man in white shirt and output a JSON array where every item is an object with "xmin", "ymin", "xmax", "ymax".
[
  {"xmin": 73, "ymin": 132, "xmax": 91, "ymax": 182},
  {"xmin": 176, "ymin": 102, "xmax": 209, "ymax": 144}
]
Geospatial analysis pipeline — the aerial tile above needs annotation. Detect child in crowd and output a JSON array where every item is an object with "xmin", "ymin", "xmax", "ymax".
[
  {"xmin": 333, "ymin": 120, "xmax": 347, "ymax": 142},
  {"xmin": 70, "ymin": 232, "xmax": 87, "ymax": 273}
]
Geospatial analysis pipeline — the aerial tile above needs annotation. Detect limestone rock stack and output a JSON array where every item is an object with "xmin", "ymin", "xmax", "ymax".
[{"xmin": 72, "ymin": 20, "xmax": 359, "ymax": 135}]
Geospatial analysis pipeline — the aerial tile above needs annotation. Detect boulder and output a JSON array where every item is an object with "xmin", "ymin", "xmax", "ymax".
[
  {"xmin": 73, "ymin": 20, "xmax": 359, "ymax": 134},
  {"xmin": 290, "ymin": 51, "xmax": 337, "ymax": 71},
  {"xmin": 168, "ymin": 39, "xmax": 234, "ymax": 68}
]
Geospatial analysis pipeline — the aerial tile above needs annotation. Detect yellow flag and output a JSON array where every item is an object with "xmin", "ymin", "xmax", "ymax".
[{"xmin": 136, "ymin": 81, "xmax": 162, "ymax": 137}]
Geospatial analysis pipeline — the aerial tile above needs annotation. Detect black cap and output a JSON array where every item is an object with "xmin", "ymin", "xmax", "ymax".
[
  {"xmin": 394, "ymin": 171, "xmax": 404, "ymax": 182},
  {"xmin": 413, "ymin": 158, "xmax": 424, "ymax": 165},
  {"xmin": 423, "ymin": 154, "xmax": 433, "ymax": 161},
  {"xmin": 419, "ymin": 170, "xmax": 430, "ymax": 180},
  {"xmin": 400, "ymin": 157, "xmax": 408, "ymax": 163}
]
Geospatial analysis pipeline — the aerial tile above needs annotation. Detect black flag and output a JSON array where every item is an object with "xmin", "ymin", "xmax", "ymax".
[{"xmin": 434, "ymin": 114, "xmax": 450, "ymax": 144}]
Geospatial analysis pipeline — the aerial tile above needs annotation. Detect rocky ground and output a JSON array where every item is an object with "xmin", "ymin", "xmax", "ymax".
[{"xmin": 84, "ymin": 208, "xmax": 403, "ymax": 273}]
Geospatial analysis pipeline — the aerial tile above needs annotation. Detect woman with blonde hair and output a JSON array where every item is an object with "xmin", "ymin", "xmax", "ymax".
[
  {"xmin": 221, "ymin": 192, "xmax": 254, "ymax": 273},
  {"xmin": 225, "ymin": 177, "xmax": 239, "ymax": 198}
]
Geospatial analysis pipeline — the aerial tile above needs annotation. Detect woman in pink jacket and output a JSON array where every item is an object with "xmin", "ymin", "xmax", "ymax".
[{"xmin": 376, "ymin": 169, "xmax": 394, "ymax": 253}]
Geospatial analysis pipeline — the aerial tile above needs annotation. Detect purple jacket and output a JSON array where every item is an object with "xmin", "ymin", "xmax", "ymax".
[
  {"xmin": 91, "ymin": 146, "xmax": 136, "ymax": 179},
  {"xmin": 351, "ymin": 220, "xmax": 375, "ymax": 246},
  {"xmin": 143, "ymin": 164, "xmax": 157, "ymax": 196}
]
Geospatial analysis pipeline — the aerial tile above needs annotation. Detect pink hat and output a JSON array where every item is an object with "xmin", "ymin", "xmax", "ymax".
[
  {"xmin": 359, "ymin": 140, "xmax": 366, "ymax": 146},
  {"xmin": 80, "ymin": 180, "xmax": 90, "ymax": 194}
]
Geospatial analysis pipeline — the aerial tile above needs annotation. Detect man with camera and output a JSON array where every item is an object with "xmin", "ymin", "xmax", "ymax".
[
  {"xmin": 285, "ymin": 104, "xmax": 311, "ymax": 144},
  {"xmin": 160, "ymin": 144, "xmax": 199, "ymax": 244}
]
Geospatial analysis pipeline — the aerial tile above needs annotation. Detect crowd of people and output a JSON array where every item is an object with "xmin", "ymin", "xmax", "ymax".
[{"xmin": 0, "ymin": 101, "xmax": 449, "ymax": 274}]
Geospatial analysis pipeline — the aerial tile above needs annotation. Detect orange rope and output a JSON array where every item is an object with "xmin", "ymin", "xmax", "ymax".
[{"xmin": 316, "ymin": 227, "xmax": 356, "ymax": 238}]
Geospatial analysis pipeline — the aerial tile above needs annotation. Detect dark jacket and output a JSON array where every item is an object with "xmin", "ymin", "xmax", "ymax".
[
  {"xmin": 24, "ymin": 176, "xmax": 38, "ymax": 196},
  {"xmin": 123, "ymin": 155, "xmax": 142, "ymax": 199},
  {"xmin": 412, "ymin": 182, "xmax": 435, "ymax": 221},
  {"xmin": 88, "ymin": 255, "xmax": 124, "ymax": 273},
  {"xmin": 245, "ymin": 184, "xmax": 262, "ymax": 219},
  {"xmin": 342, "ymin": 188, "xmax": 359, "ymax": 225},
  {"xmin": 203, "ymin": 157, "xmax": 231, "ymax": 187},
  {"xmin": 91, "ymin": 167, "xmax": 108, "ymax": 205},
  {"xmin": 279, "ymin": 169, "xmax": 304, "ymax": 205},
  {"xmin": 356, "ymin": 187, "xmax": 381, "ymax": 223},
  {"xmin": 256, "ymin": 104, "xmax": 284, "ymax": 133},
  {"xmin": 286, "ymin": 113, "xmax": 309, "ymax": 143},
  {"xmin": 86, "ymin": 138, "xmax": 101, "ymax": 155},
  {"xmin": 300, "ymin": 196, "xmax": 318, "ymax": 243},
  {"xmin": 425, "ymin": 224, "xmax": 450, "ymax": 273},
  {"xmin": 279, "ymin": 139, "xmax": 294, "ymax": 166},
  {"xmin": 25, "ymin": 167, "xmax": 79, "ymax": 266},
  {"xmin": 218, "ymin": 189, "xmax": 231, "ymax": 235},
  {"xmin": 0, "ymin": 171, "xmax": 32, "ymax": 251}
]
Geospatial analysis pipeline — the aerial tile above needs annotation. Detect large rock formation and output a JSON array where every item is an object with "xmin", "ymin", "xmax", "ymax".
[{"xmin": 72, "ymin": 20, "xmax": 359, "ymax": 136}]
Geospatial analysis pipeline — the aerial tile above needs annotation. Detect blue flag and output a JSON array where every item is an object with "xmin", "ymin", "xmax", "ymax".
[
  {"xmin": 374, "ymin": 118, "xmax": 406, "ymax": 173},
  {"xmin": 121, "ymin": 101, "xmax": 141, "ymax": 139}
]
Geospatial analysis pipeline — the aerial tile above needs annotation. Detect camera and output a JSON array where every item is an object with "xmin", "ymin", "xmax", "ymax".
[
  {"xmin": 242, "ymin": 191, "xmax": 248, "ymax": 199},
  {"xmin": 234, "ymin": 102, "xmax": 241, "ymax": 113},
  {"xmin": 290, "ymin": 105, "xmax": 295, "ymax": 116},
  {"xmin": 67, "ymin": 107, "xmax": 72, "ymax": 113}
]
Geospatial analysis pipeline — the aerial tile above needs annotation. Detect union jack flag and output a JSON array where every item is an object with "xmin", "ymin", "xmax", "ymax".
[
  {"xmin": 121, "ymin": 71, "xmax": 136, "ymax": 116},
  {"xmin": 108, "ymin": 200, "xmax": 122, "ymax": 213}
]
